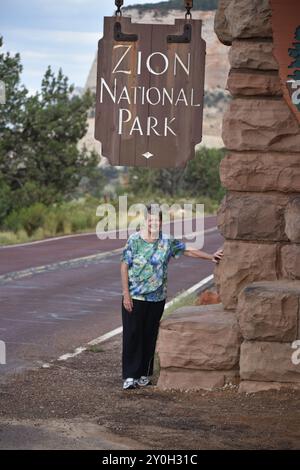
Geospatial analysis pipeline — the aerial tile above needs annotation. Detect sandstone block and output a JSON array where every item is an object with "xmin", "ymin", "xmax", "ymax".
[
  {"xmin": 222, "ymin": 98, "xmax": 300, "ymax": 152},
  {"xmin": 157, "ymin": 304, "xmax": 241, "ymax": 371},
  {"xmin": 220, "ymin": 152, "xmax": 300, "ymax": 193},
  {"xmin": 281, "ymin": 244, "xmax": 300, "ymax": 280},
  {"xmin": 214, "ymin": 240, "xmax": 277, "ymax": 310},
  {"xmin": 157, "ymin": 367, "xmax": 239, "ymax": 391},
  {"xmin": 217, "ymin": 191, "xmax": 288, "ymax": 241},
  {"xmin": 229, "ymin": 40, "xmax": 278, "ymax": 70},
  {"xmin": 237, "ymin": 280, "xmax": 300, "ymax": 342},
  {"xmin": 226, "ymin": 70, "xmax": 281, "ymax": 96},
  {"xmin": 240, "ymin": 341, "xmax": 300, "ymax": 383},
  {"xmin": 214, "ymin": 0, "xmax": 232, "ymax": 46},
  {"xmin": 239, "ymin": 380, "xmax": 300, "ymax": 393},
  {"xmin": 284, "ymin": 197, "xmax": 300, "ymax": 243},
  {"xmin": 214, "ymin": 0, "xmax": 272, "ymax": 45}
]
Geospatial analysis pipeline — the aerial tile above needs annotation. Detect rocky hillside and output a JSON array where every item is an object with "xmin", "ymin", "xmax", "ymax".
[{"xmin": 123, "ymin": 1, "xmax": 219, "ymax": 14}]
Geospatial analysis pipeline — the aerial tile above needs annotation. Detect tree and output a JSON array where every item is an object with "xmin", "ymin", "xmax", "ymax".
[
  {"xmin": 0, "ymin": 37, "xmax": 101, "ymax": 220},
  {"xmin": 127, "ymin": 147, "xmax": 226, "ymax": 202},
  {"xmin": 0, "ymin": 36, "xmax": 29, "ymax": 200},
  {"xmin": 128, "ymin": 166, "xmax": 185, "ymax": 197},
  {"xmin": 182, "ymin": 147, "xmax": 226, "ymax": 201},
  {"xmin": 18, "ymin": 66, "xmax": 100, "ymax": 205}
]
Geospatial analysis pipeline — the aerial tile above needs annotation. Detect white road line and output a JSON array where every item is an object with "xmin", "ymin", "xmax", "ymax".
[
  {"xmin": 57, "ymin": 326, "xmax": 124, "ymax": 362},
  {"xmin": 44, "ymin": 274, "xmax": 214, "ymax": 366}
]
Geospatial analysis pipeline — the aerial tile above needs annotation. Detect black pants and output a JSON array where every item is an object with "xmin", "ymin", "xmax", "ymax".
[{"xmin": 121, "ymin": 297, "xmax": 166, "ymax": 380}]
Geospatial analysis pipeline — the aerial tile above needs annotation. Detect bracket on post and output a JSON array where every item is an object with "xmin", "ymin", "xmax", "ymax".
[
  {"xmin": 114, "ymin": 21, "xmax": 138, "ymax": 42},
  {"xmin": 167, "ymin": 23, "xmax": 192, "ymax": 43}
]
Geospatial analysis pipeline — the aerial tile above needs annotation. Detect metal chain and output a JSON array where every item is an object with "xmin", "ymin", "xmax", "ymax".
[
  {"xmin": 115, "ymin": 0, "xmax": 123, "ymax": 16},
  {"xmin": 184, "ymin": 0, "xmax": 193, "ymax": 19}
]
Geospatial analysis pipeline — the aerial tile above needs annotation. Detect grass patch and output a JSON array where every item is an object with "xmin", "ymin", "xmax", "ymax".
[
  {"xmin": 162, "ymin": 291, "xmax": 198, "ymax": 320},
  {"xmin": 87, "ymin": 345, "xmax": 104, "ymax": 353}
]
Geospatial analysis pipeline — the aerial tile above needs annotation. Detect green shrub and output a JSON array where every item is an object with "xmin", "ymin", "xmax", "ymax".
[
  {"xmin": 15, "ymin": 229, "xmax": 30, "ymax": 243},
  {"xmin": 0, "ymin": 231, "xmax": 19, "ymax": 245},
  {"xmin": 43, "ymin": 210, "xmax": 60, "ymax": 237},
  {"xmin": 4, "ymin": 203, "xmax": 48, "ymax": 236}
]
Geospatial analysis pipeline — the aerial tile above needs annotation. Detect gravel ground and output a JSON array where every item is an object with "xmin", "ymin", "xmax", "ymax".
[{"xmin": 0, "ymin": 336, "xmax": 300, "ymax": 450}]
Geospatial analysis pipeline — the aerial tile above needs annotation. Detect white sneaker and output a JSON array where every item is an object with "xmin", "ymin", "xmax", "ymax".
[
  {"xmin": 136, "ymin": 375, "xmax": 152, "ymax": 387},
  {"xmin": 123, "ymin": 378, "xmax": 138, "ymax": 390}
]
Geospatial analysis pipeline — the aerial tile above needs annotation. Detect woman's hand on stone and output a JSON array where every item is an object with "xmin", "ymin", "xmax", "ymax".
[{"xmin": 212, "ymin": 249, "xmax": 224, "ymax": 264}]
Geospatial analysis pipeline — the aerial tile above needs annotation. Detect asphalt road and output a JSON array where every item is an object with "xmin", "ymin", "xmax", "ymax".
[{"xmin": 0, "ymin": 215, "xmax": 224, "ymax": 377}]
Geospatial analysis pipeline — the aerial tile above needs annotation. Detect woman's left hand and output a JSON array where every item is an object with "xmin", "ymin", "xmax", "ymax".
[{"xmin": 212, "ymin": 249, "xmax": 224, "ymax": 264}]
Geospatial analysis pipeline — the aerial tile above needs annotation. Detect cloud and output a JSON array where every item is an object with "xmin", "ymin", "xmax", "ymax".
[
  {"xmin": 2, "ymin": 28, "xmax": 102, "ymax": 66},
  {"xmin": 2, "ymin": 28, "xmax": 101, "ymax": 91},
  {"xmin": 5, "ymin": 28, "xmax": 102, "ymax": 47}
]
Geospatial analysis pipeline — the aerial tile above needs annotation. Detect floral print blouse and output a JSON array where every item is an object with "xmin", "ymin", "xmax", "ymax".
[{"xmin": 121, "ymin": 230, "xmax": 186, "ymax": 302}]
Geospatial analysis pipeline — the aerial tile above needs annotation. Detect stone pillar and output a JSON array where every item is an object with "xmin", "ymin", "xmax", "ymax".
[{"xmin": 214, "ymin": 0, "xmax": 300, "ymax": 392}]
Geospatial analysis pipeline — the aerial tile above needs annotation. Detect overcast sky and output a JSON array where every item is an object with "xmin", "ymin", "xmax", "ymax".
[{"xmin": 1, "ymin": 0, "xmax": 164, "ymax": 94}]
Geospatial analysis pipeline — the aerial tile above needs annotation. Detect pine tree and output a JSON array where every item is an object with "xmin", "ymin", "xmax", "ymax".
[{"xmin": 0, "ymin": 36, "xmax": 28, "ymax": 220}]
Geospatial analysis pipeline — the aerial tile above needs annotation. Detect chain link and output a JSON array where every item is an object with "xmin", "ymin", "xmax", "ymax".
[
  {"xmin": 115, "ymin": 0, "xmax": 123, "ymax": 16},
  {"xmin": 184, "ymin": 0, "xmax": 193, "ymax": 19}
]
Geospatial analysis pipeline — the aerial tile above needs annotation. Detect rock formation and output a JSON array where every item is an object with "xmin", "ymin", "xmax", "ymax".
[
  {"xmin": 81, "ymin": 7, "xmax": 230, "ymax": 159},
  {"xmin": 212, "ymin": 0, "xmax": 300, "ymax": 392},
  {"xmin": 157, "ymin": 304, "xmax": 241, "ymax": 390}
]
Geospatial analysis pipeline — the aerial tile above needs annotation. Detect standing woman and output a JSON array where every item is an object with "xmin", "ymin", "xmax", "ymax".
[{"xmin": 120, "ymin": 204, "xmax": 223, "ymax": 390}]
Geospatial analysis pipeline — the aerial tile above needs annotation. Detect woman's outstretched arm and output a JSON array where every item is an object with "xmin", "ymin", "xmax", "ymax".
[{"xmin": 183, "ymin": 247, "xmax": 224, "ymax": 264}]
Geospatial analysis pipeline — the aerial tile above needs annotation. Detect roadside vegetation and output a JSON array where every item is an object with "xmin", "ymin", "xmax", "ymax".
[{"xmin": 162, "ymin": 291, "xmax": 198, "ymax": 320}]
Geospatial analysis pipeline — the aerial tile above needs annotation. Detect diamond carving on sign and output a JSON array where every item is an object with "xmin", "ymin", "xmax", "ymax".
[{"xmin": 142, "ymin": 152, "xmax": 154, "ymax": 159}]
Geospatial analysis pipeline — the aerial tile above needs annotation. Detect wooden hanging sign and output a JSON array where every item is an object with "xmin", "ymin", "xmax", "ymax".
[
  {"xmin": 94, "ymin": 16, "xmax": 206, "ymax": 167},
  {"xmin": 270, "ymin": 0, "xmax": 300, "ymax": 124}
]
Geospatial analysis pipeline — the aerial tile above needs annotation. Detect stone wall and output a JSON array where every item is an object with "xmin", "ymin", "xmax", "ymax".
[{"xmin": 214, "ymin": 0, "xmax": 300, "ymax": 392}]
